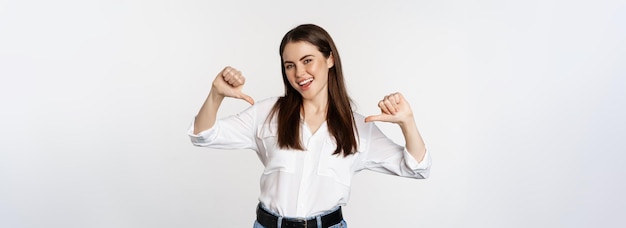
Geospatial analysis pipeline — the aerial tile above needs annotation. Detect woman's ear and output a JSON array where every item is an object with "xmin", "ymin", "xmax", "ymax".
[{"xmin": 327, "ymin": 52, "xmax": 335, "ymax": 68}]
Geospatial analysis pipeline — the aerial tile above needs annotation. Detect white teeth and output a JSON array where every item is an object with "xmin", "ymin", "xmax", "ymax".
[{"xmin": 298, "ymin": 78, "xmax": 313, "ymax": 86}]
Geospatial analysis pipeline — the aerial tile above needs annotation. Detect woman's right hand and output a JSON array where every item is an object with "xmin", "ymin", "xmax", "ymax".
[{"xmin": 211, "ymin": 66, "xmax": 255, "ymax": 105}]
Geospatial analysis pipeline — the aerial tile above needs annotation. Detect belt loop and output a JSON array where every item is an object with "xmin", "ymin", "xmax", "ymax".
[
  {"xmin": 277, "ymin": 216, "xmax": 282, "ymax": 228},
  {"xmin": 316, "ymin": 216, "xmax": 322, "ymax": 228}
]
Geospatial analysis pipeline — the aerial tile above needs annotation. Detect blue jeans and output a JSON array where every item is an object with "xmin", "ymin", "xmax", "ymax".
[{"xmin": 253, "ymin": 204, "xmax": 347, "ymax": 228}]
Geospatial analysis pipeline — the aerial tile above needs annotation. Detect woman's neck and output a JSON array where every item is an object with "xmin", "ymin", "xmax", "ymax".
[
  {"xmin": 301, "ymin": 97, "xmax": 328, "ymax": 134},
  {"xmin": 302, "ymin": 96, "xmax": 328, "ymax": 116}
]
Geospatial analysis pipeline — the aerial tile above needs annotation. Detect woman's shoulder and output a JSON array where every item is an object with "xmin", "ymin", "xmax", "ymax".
[
  {"xmin": 247, "ymin": 96, "xmax": 279, "ymax": 116},
  {"xmin": 254, "ymin": 96, "xmax": 280, "ymax": 108},
  {"xmin": 351, "ymin": 111, "xmax": 375, "ymax": 130},
  {"xmin": 352, "ymin": 112, "xmax": 366, "ymax": 123}
]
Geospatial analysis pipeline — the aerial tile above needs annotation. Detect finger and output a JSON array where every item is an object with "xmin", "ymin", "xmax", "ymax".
[
  {"xmin": 221, "ymin": 66, "xmax": 233, "ymax": 77},
  {"xmin": 389, "ymin": 93, "xmax": 401, "ymax": 105},
  {"xmin": 236, "ymin": 75, "xmax": 245, "ymax": 86},
  {"xmin": 231, "ymin": 73, "xmax": 245, "ymax": 87},
  {"xmin": 388, "ymin": 94, "xmax": 403, "ymax": 112},
  {"xmin": 225, "ymin": 73, "xmax": 237, "ymax": 84},
  {"xmin": 222, "ymin": 69, "xmax": 232, "ymax": 82},
  {"xmin": 237, "ymin": 92, "xmax": 255, "ymax": 105},
  {"xmin": 229, "ymin": 79, "xmax": 243, "ymax": 87},
  {"xmin": 365, "ymin": 114, "xmax": 391, "ymax": 123},
  {"xmin": 394, "ymin": 92, "xmax": 403, "ymax": 99},
  {"xmin": 225, "ymin": 70, "xmax": 243, "ymax": 86},
  {"xmin": 383, "ymin": 98, "xmax": 398, "ymax": 114},
  {"xmin": 378, "ymin": 100, "xmax": 391, "ymax": 115}
]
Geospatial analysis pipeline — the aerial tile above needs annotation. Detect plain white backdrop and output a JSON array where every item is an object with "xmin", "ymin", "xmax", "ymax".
[{"xmin": 1, "ymin": 0, "xmax": 625, "ymax": 227}]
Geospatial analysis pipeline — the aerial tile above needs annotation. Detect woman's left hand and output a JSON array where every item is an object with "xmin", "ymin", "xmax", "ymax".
[{"xmin": 365, "ymin": 92, "xmax": 414, "ymax": 126}]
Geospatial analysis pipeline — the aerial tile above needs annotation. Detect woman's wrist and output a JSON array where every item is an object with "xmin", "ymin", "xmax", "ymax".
[
  {"xmin": 208, "ymin": 88, "xmax": 226, "ymax": 102},
  {"xmin": 397, "ymin": 115, "xmax": 416, "ymax": 129}
]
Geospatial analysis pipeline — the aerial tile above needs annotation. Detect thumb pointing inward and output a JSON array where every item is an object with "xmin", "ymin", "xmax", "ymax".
[
  {"xmin": 238, "ymin": 92, "xmax": 255, "ymax": 105},
  {"xmin": 364, "ymin": 114, "xmax": 389, "ymax": 123}
]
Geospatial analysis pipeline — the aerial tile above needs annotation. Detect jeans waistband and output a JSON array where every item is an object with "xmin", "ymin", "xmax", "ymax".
[{"xmin": 256, "ymin": 204, "xmax": 343, "ymax": 228}]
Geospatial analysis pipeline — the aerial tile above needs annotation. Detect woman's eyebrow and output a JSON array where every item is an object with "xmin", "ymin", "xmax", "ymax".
[
  {"xmin": 299, "ymin": 55, "xmax": 314, "ymax": 61},
  {"xmin": 284, "ymin": 54, "xmax": 314, "ymax": 64}
]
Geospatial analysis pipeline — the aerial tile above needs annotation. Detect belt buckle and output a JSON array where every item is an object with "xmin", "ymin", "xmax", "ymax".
[
  {"xmin": 294, "ymin": 218, "xmax": 307, "ymax": 228},
  {"xmin": 289, "ymin": 217, "xmax": 311, "ymax": 228}
]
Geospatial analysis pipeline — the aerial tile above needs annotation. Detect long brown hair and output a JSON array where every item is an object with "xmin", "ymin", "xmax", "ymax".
[{"xmin": 268, "ymin": 24, "xmax": 358, "ymax": 157}]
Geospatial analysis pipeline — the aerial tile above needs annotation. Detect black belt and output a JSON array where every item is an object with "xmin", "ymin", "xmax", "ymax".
[{"xmin": 256, "ymin": 205, "xmax": 343, "ymax": 228}]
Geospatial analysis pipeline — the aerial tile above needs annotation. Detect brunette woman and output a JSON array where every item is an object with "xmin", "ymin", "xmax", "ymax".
[{"xmin": 189, "ymin": 24, "xmax": 431, "ymax": 228}]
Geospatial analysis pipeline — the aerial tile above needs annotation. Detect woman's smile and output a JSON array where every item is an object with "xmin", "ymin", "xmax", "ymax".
[{"xmin": 298, "ymin": 78, "xmax": 314, "ymax": 89}]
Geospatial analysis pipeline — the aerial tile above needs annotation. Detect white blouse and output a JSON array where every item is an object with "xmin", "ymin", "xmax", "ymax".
[{"xmin": 188, "ymin": 97, "xmax": 431, "ymax": 217}]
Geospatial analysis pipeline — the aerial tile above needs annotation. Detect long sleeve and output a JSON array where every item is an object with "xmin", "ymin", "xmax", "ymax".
[
  {"xmin": 188, "ymin": 103, "xmax": 258, "ymax": 151},
  {"xmin": 356, "ymin": 120, "xmax": 432, "ymax": 179}
]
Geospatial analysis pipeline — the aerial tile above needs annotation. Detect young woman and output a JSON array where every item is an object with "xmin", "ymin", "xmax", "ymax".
[{"xmin": 188, "ymin": 24, "xmax": 431, "ymax": 228}]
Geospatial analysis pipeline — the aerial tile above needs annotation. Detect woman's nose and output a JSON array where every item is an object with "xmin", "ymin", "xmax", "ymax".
[{"xmin": 296, "ymin": 65, "xmax": 306, "ymax": 77}]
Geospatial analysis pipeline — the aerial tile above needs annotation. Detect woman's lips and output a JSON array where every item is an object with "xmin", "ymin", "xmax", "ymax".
[
  {"xmin": 298, "ymin": 78, "xmax": 313, "ymax": 86},
  {"xmin": 298, "ymin": 78, "xmax": 313, "ymax": 90}
]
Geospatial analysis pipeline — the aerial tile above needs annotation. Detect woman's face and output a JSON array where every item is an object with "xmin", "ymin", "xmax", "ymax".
[{"xmin": 282, "ymin": 41, "xmax": 334, "ymax": 101}]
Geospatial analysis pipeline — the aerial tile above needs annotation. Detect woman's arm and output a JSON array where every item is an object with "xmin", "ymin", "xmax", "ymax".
[
  {"xmin": 364, "ymin": 92, "xmax": 426, "ymax": 162},
  {"xmin": 193, "ymin": 66, "xmax": 254, "ymax": 134},
  {"xmin": 396, "ymin": 117, "xmax": 427, "ymax": 163}
]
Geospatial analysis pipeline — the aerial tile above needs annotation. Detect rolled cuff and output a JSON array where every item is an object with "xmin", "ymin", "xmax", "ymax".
[
  {"xmin": 403, "ymin": 149, "xmax": 432, "ymax": 178},
  {"xmin": 187, "ymin": 118, "xmax": 218, "ymax": 146}
]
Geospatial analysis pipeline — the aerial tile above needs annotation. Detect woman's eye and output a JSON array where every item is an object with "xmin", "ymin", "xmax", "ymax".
[
  {"xmin": 285, "ymin": 64, "xmax": 294, "ymax": 69},
  {"xmin": 303, "ymin": 59, "xmax": 312, "ymax": 64}
]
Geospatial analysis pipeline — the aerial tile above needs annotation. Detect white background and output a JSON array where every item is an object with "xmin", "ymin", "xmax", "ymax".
[{"xmin": 1, "ymin": 0, "xmax": 625, "ymax": 227}]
